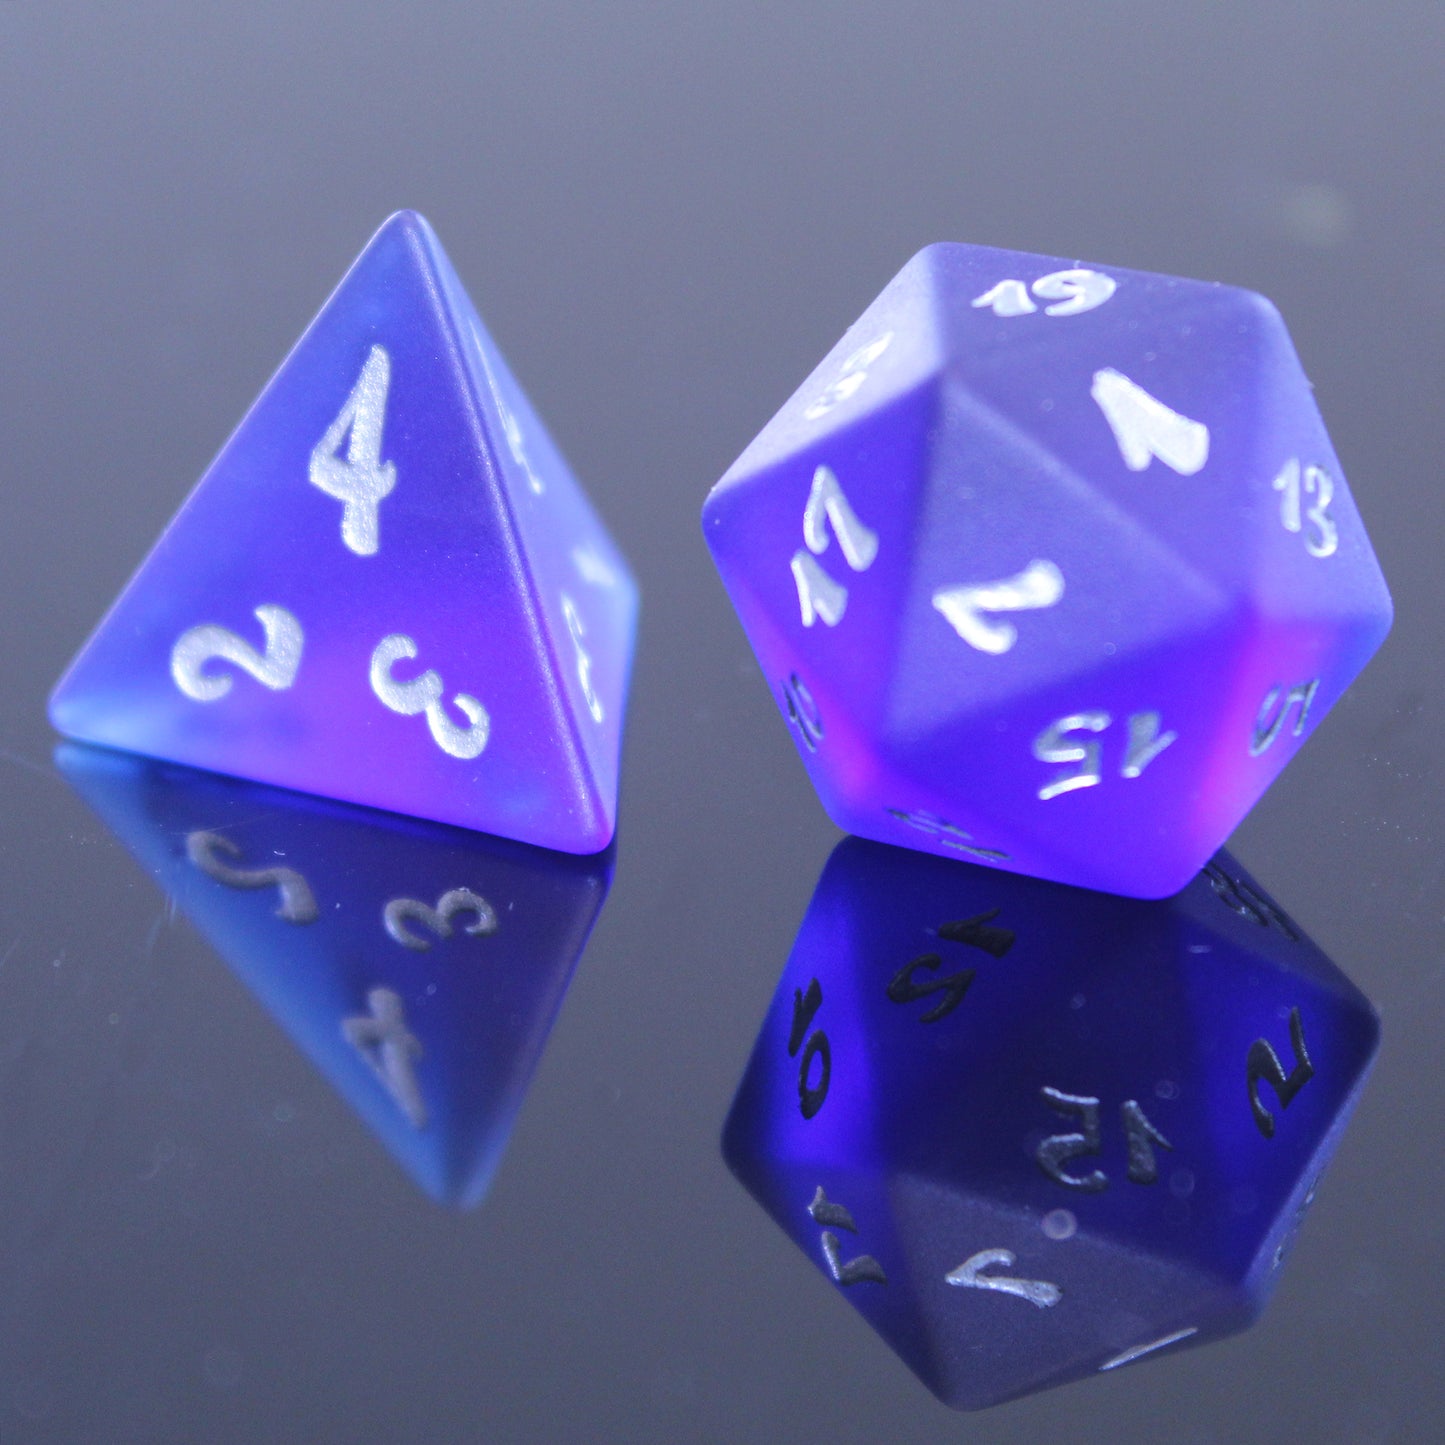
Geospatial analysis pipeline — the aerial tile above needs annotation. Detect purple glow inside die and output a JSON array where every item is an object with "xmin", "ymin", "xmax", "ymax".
[
  {"xmin": 703, "ymin": 243, "xmax": 1391, "ymax": 897},
  {"xmin": 50, "ymin": 212, "xmax": 638, "ymax": 853}
]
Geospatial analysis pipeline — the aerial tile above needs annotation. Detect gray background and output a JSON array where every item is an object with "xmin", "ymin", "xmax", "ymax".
[{"xmin": 0, "ymin": 3, "xmax": 1440, "ymax": 1441}]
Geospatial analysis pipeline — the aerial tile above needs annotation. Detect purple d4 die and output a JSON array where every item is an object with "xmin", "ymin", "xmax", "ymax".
[
  {"xmin": 50, "ymin": 211, "xmax": 638, "ymax": 853},
  {"xmin": 702, "ymin": 244, "xmax": 1391, "ymax": 896}
]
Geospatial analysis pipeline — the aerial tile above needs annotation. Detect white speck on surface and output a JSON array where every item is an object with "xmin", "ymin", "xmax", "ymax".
[{"xmin": 1042, "ymin": 1208, "xmax": 1077, "ymax": 1240}]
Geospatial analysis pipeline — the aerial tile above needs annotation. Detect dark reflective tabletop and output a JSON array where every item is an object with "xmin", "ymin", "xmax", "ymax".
[{"xmin": 1, "ymin": 5, "xmax": 1440, "ymax": 1441}]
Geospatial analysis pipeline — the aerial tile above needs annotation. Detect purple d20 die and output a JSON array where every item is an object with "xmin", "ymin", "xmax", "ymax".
[
  {"xmin": 702, "ymin": 244, "xmax": 1391, "ymax": 896},
  {"xmin": 722, "ymin": 838, "xmax": 1380, "ymax": 1410},
  {"xmin": 50, "ymin": 211, "xmax": 638, "ymax": 853}
]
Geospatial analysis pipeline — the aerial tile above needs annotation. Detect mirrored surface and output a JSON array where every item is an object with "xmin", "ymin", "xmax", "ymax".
[
  {"xmin": 57, "ymin": 743, "xmax": 612, "ymax": 1208},
  {"xmin": 723, "ymin": 839, "xmax": 1377, "ymax": 1409},
  {"xmin": 1, "ymin": 4, "xmax": 1440, "ymax": 1440}
]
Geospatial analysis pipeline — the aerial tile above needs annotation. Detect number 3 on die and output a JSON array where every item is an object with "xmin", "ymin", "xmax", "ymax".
[{"xmin": 369, "ymin": 634, "xmax": 490, "ymax": 759}]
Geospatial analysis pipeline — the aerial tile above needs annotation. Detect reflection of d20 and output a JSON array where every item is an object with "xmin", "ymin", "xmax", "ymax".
[
  {"xmin": 722, "ymin": 837, "xmax": 1379, "ymax": 1410},
  {"xmin": 58, "ymin": 743, "xmax": 612, "ymax": 1207}
]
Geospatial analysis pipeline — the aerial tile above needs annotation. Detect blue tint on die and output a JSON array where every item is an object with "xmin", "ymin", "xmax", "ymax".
[
  {"xmin": 722, "ymin": 837, "xmax": 1379, "ymax": 1409},
  {"xmin": 58, "ymin": 743, "xmax": 612, "ymax": 1207},
  {"xmin": 50, "ymin": 212, "xmax": 637, "ymax": 854},
  {"xmin": 703, "ymin": 243, "xmax": 1392, "ymax": 896}
]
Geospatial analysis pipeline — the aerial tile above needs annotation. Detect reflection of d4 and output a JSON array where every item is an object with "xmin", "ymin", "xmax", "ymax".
[
  {"xmin": 723, "ymin": 836, "xmax": 1379, "ymax": 1411},
  {"xmin": 58, "ymin": 743, "xmax": 612, "ymax": 1208}
]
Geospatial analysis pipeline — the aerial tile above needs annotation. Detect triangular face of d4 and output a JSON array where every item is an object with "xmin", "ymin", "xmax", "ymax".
[
  {"xmin": 57, "ymin": 743, "xmax": 613, "ymax": 1208},
  {"xmin": 49, "ymin": 211, "xmax": 638, "ymax": 854}
]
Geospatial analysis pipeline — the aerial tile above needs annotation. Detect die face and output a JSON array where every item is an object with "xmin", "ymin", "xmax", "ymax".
[
  {"xmin": 435, "ymin": 259, "xmax": 640, "ymax": 814},
  {"xmin": 704, "ymin": 242, "xmax": 1391, "ymax": 894},
  {"xmin": 714, "ymin": 248, "xmax": 946, "ymax": 488},
  {"xmin": 49, "ymin": 211, "xmax": 636, "ymax": 854},
  {"xmin": 704, "ymin": 385, "xmax": 940, "ymax": 748},
  {"xmin": 705, "ymin": 376, "xmax": 1242, "ymax": 895},
  {"xmin": 926, "ymin": 242, "xmax": 1270, "ymax": 585},
  {"xmin": 927, "ymin": 241, "xmax": 1392, "ymax": 638},
  {"xmin": 58, "ymin": 742, "xmax": 612, "ymax": 1208},
  {"xmin": 883, "ymin": 1176, "xmax": 1250, "ymax": 1409},
  {"xmin": 722, "ymin": 837, "xmax": 1379, "ymax": 1409},
  {"xmin": 877, "ymin": 624, "xmax": 1251, "ymax": 897}
]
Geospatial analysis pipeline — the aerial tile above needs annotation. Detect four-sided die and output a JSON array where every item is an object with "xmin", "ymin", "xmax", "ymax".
[{"xmin": 50, "ymin": 211, "xmax": 637, "ymax": 853}]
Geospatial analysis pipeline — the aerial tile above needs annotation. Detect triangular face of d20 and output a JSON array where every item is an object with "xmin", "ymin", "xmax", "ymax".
[{"xmin": 50, "ymin": 212, "xmax": 637, "ymax": 854}]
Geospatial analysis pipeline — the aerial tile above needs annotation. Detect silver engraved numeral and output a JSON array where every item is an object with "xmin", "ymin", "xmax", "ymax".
[
  {"xmin": 1272, "ymin": 458, "xmax": 1338, "ymax": 558},
  {"xmin": 1247, "ymin": 1006, "xmax": 1314, "ymax": 1138},
  {"xmin": 171, "ymin": 604, "xmax": 304, "ymax": 702},
  {"xmin": 946, "ymin": 1249, "xmax": 1061, "ymax": 1309},
  {"xmin": 783, "ymin": 672, "xmax": 824, "ymax": 752},
  {"xmin": 472, "ymin": 318, "xmax": 544, "ymax": 495},
  {"xmin": 1036, "ymin": 1089, "xmax": 1109, "ymax": 1191},
  {"xmin": 932, "ymin": 559, "xmax": 1065, "ymax": 654},
  {"xmin": 185, "ymin": 830, "xmax": 318, "ymax": 924},
  {"xmin": 886, "ymin": 807, "xmax": 1009, "ymax": 861},
  {"xmin": 1032, "ymin": 268, "xmax": 1117, "ymax": 316},
  {"xmin": 1091, "ymin": 368, "xmax": 1210, "ymax": 476},
  {"xmin": 1201, "ymin": 861, "xmax": 1299, "ymax": 940},
  {"xmin": 972, "ymin": 268, "xmax": 1117, "ymax": 319},
  {"xmin": 803, "ymin": 464, "xmax": 879, "ymax": 567},
  {"xmin": 384, "ymin": 888, "xmax": 498, "ymax": 951},
  {"xmin": 808, "ymin": 1187, "xmax": 887, "ymax": 1286},
  {"xmin": 369, "ymin": 634, "xmax": 490, "ymax": 760},
  {"xmin": 789, "ymin": 978, "xmax": 830, "ymax": 1119},
  {"xmin": 1036, "ymin": 1088, "xmax": 1173, "ymax": 1191},
  {"xmin": 791, "ymin": 553, "xmax": 848, "ymax": 627},
  {"xmin": 1122, "ymin": 710, "xmax": 1177, "ymax": 777},
  {"xmin": 1034, "ymin": 711, "xmax": 1109, "ymax": 799},
  {"xmin": 1250, "ymin": 679, "xmax": 1319, "ymax": 756},
  {"xmin": 792, "ymin": 465, "xmax": 879, "ymax": 627},
  {"xmin": 1034, "ymin": 710, "xmax": 1176, "ymax": 799},
  {"xmin": 972, "ymin": 278, "xmax": 1036, "ymax": 317},
  {"xmin": 308, "ymin": 344, "xmax": 397, "ymax": 555},
  {"xmin": 803, "ymin": 332, "xmax": 894, "ymax": 420},
  {"xmin": 342, "ymin": 986, "xmax": 426, "ymax": 1129},
  {"xmin": 561, "ymin": 593, "xmax": 604, "ymax": 723}
]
